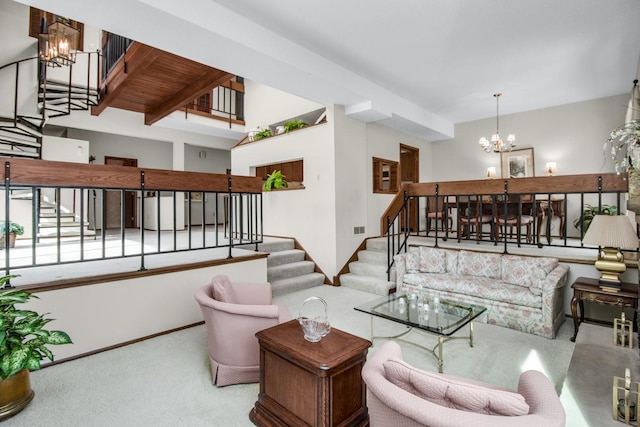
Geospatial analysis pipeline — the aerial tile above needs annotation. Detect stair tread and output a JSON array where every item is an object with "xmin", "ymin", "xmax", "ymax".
[{"xmin": 270, "ymin": 273, "xmax": 325, "ymax": 296}]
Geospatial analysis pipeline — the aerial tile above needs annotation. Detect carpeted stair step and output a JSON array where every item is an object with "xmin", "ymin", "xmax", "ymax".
[
  {"xmin": 357, "ymin": 249, "xmax": 388, "ymax": 264},
  {"xmin": 339, "ymin": 273, "xmax": 394, "ymax": 296},
  {"xmin": 365, "ymin": 238, "xmax": 388, "ymax": 252},
  {"xmin": 348, "ymin": 260, "xmax": 389, "ymax": 280},
  {"xmin": 268, "ymin": 249, "xmax": 305, "ymax": 267},
  {"xmin": 270, "ymin": 272, "xmax": 326, "ymax": 296},
  {"xmin": 236, "ymin": 238, "xmax": 295, "ymax": 253},
  {"xmin": 268, "ymin": 260, "xmax": 315, "ymax": 282}
]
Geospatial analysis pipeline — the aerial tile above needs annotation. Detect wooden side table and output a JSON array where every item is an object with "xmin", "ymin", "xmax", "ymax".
[
  {"xmin": 570, "ymin": 277, "xmax": 639, "ymax": 342},
  {"xmin": 249, "ymin": 320, "xmax": 372, "ymax": 427}
]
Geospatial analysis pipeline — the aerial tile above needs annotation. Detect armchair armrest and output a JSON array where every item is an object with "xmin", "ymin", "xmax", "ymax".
[{"xmin": 517, "ymin": 370, "xmax": 565, "ymax": 426}]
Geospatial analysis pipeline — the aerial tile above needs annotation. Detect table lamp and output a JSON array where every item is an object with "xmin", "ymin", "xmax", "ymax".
[{"xmin": 582, "ymin": 215, "xmax": 639, "ymax": 289}]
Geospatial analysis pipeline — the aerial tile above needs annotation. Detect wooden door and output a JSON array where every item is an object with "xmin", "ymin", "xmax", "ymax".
[
  {"xmin": 105, "ymin": 156, "xmax": 138, "ymax": 229},
  {"xmin": 400, "ymin": 144, "xmax": 419, "ymax": 232}
]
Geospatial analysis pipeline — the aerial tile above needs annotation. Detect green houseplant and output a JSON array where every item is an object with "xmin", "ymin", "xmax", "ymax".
[
  {"xmin": 0, "ymin": 221, "xmax": 24, "ymax": 248},
  {"xmin": 253, "ymin": 128, "xmax": 273, "ymax": 141},
  {"xmin": 284, "ymin": 119, "xmax": 307, "ymax": 133},
  {"xmin": 573, "ymin": 204, "xmax": 617, "ymax": 234},
  {"xmin": 0, "ymin": 277, "xmax": 72, "ymax": 420},
  {"xmin": 263, "ymin": 170, "xmax": 288, "ymax": 191}
]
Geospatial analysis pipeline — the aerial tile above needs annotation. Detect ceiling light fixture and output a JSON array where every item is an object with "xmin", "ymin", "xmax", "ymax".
[
  {"xmin": 479, "ymin": 93, "xmax": 516, "ymax": 153},
  {"xmin": 38, "ymin": 17, "xmax": 80, "ymax": 67}
]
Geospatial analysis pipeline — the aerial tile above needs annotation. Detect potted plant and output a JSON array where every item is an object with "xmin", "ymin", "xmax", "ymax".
[
  {"xmin": 0, "ymin": 221, "xmax": 24, "ymax": 248},
  {"xmin": 263, "ymin": 170, "xmax": 288, "ymax": 191},
  {"xmin": 284, "ymin": 119, "xmax": 307, "ymax": 133},
  {"xmin": 573, "ymin": 204, "xmax": 617, "ymax": 234},
  {"xmin": 253, "ymin": 128, "xmax": 273, "ymax": 141},
  {"xmin": 0, "ymin": 276, "xmax": 72, "ymax": 420}
]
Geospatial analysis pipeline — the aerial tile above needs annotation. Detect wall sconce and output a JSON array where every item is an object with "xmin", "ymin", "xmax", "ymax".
[
  {"xmin": 544, "ymin": 162, "xmax": 558, "ymax": 176},
  {"xmin": 486, "ymin": 166, "xmax": 497, "ymax": 179}
]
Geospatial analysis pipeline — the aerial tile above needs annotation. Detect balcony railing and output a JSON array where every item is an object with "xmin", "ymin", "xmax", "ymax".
[
  {"xmin": 382, "ymin": 173, "xmax": 632, "ymax": 279},
  {"xmin": 0, "ymin": 159, "xmax": 264, "ymax": 282},
  {"xmin": 185, "ymin": 77, "xmax": 245, "ymax": 127}
]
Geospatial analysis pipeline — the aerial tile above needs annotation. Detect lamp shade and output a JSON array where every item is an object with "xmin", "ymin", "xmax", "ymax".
[
  {"xmin": 486, "ymin": 166, "xmax": 497, "ymax": 179},
  {"xmin": 544, "ymin": 162, "xmax": 557, "ymax": 176},
  {"xmin": 582, "ymin": 215, "xmax": 638, "ymax": 249}
]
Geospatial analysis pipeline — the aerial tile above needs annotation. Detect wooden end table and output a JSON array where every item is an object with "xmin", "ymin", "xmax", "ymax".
[
  {"xmin": 249, "ymin": 319, "xmax": 372, "ymax": 427},
  {"xmin": 570, "ymin": 276, "xmax": 639, "ymax": 342}
]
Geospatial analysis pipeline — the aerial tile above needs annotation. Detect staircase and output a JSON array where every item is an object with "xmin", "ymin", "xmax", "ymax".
[
  {"xmin": 239, "ymin": 237, "xmax": 326, "ymax": 296},
  {"xmin": 339, "ymin": 237, "xmax": 396, "ymax": 295}
]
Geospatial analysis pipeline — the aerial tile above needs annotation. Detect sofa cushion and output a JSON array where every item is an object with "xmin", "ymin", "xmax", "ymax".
[
  {"xmin": 383, "ymin": 357, "xmax": 530, "ymax": 416},
  {"xmin": 418, "ymin": 247, "xmax": 447, "ymax": 273},
  {"xmin": 402, "ymin": 274, "xmax": 542, "ymax": 309},
  {"xmin": 211, "ymin": 274, "xmax": 237, "ymax": 303},
  {"xmin": 502, "ymin": 255, "xmax": 558, "ymax": 296},
  {"xmin": 457, "ymin": 250, "xmax": 502, "ymax": 279},
  {"xmin": 405, "ymin": 250, "xmax": 421, "ymax": 273}
]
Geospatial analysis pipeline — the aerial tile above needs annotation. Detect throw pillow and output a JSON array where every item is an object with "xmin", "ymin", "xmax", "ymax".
[
  {"xmin": 457, "ymin": 250, "xmax": 502, "ymax": 279},
  {"xmin": 383, "ymin": 358, "xmax": 530, "ymax": 416},
  {"xmin": 405, "ymin": 250, "xmax": 421, "ymax": 273},
  {"xmin": 211, "ymin": 274, "xmax": 237, "ymax": 303},
  {"xmin": 418, "ymin": 247, "xmax": 447, "ymax": 273}
]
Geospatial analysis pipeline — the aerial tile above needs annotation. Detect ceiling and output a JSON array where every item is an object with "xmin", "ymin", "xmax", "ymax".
[{"xmin": 16, "ymin": 0, "xmax": 640, "ymax": 141}]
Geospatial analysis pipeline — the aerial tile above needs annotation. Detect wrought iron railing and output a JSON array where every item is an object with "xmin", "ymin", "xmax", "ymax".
[
  {"xmin": 185, "ymin": 76, "xmax": 245, "ymax": 127},
  {"xmin": 383, "ymin": 174, "xmax": 631, "ymax": 279},
  {"xmin": 0, "ymin": 159, "xmax": 264, "ymax": 283}
]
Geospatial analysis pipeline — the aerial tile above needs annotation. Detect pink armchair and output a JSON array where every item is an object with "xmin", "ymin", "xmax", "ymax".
[
  {"xmin": 194, "ymin": 274, "xmax": 291, "ymax": 386},
  {"xmin": 362, "ymin": 341, "xmax": 565, "ymax": 427}
]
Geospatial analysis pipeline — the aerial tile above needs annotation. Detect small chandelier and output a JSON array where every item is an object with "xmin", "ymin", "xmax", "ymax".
[
  {"xmin": 38, "ymin": 17, "xmax": 80, "ymax": 67},
  {"xmin": 479, "ymin": 93, "xmax": 516, "ymax": 153}
]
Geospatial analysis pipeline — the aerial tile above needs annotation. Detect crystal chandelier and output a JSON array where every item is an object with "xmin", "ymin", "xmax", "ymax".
[{"xmin": 479, "ymin": 93, "xmax": 516, "ymax": 153}]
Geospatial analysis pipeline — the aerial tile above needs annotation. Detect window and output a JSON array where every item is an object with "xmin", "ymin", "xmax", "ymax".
[{"xmin": 373, "ymin": 157, "xmax": 398, "ymax": 194}]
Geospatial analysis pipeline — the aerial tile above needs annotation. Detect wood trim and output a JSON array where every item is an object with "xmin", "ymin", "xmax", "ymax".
[
  {"xmin": 291, "ymin": 237, "xmax": 333, "ymax": 286},
  {"xmin": 145, "ymin": 69, "xmax": 233, "ymax": 125},
  {"xmin": 231, "ymin": 121, "xmax": 328, "ymax": 149},
  {"xmin": 334, "ymin": 238, "xmax": 369, "ymax": 286},
  {"xmin": 220, "ymin": 80, "xmax": 245, "ymax": 92},
  {"xmin": 182, "ymin": 106, "xmax": 245, "ymax": 125},
  {"xmin": 4, "ymin": 158, "xmax": 263, "ymax": 193},
  {"xmin": 92, "ymin": 43, "xmax": 162, "ymax": 116}
]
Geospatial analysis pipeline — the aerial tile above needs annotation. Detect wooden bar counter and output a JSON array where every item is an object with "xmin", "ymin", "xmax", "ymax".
[{"xmin": 249, "ymin": 320, "xmax": 372, "ymax": 427}]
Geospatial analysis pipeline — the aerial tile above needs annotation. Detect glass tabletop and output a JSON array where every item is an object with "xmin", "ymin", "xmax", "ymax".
[{"xmin": 354, "ymin": 291, "xmax": 487, "ymax": 337}]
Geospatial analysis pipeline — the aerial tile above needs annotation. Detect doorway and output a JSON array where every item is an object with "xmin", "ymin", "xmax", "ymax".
[
  {"xmin": 399, "ymin": 144, "xmax": 419, "ymax": 232},
  {"xmin": 104, "ymin": 156, "xmax": 138, "ymax": 229}
]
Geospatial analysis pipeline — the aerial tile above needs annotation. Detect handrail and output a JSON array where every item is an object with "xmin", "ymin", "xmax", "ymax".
[
  {"xmin": 382, "ymin": 173, "xmax": 630, "ymax": 280},
  {"xmin": 1, "ymin": 159, "xmax": 264, "ymax": 282}
]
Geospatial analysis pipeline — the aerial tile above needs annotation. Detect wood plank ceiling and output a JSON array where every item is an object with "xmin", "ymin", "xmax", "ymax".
[{"xmin": 91, "ymin": 42, "xmax": 233, "ymax": 125}]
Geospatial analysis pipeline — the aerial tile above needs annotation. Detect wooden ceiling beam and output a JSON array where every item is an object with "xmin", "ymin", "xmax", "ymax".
[
  {"xmin": 91, "ymin": 43, "xmax": 162, "ymax": 116},
  {"xmin": 144, "ymin": 70, "xmax": 234, "ymax": 125}
]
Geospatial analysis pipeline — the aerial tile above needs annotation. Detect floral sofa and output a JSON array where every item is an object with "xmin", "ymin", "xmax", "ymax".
[{"xmin": 393, "ymin": 246, "xmax": 569, "ymax": 339}]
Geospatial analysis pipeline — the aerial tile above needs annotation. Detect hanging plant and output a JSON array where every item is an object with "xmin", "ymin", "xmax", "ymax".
[{"xmin": 604, "ymin": 119, "xmax": 640, "ymax": 174}]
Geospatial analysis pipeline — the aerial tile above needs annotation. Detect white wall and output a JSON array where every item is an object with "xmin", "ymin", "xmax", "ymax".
[
  {"xmin": 243, "ymin": 79, "xmax": 325, "ymax": 130},
  {"xmin": 431, "ymin": 94, "xmax": 629, "ymax": 181},
  {"xmin": 365, "ymin": 122, "xmax": 434, "ymax": 236},
  {"xmin": 232, "ymin": 121, "xmax": 338, "ymax": 275},
  {"xmin": 27, "ymin": 258, "xmax": 267, "ymax": 361},
  {"xmin": 333, "ymin": 106, "xmax": 367, "ymax": 274}
]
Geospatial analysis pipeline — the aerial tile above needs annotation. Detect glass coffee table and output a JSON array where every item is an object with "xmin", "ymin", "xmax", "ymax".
[{"xmin": 354, "ymin": 291, "xmax": 486, "ymax": 373}]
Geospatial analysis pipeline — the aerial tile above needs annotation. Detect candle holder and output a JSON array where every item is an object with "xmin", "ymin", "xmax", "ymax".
[
  {"xmin": 615, "ymin": 312, "xmax": 634, "ymax": 348},
  {"xmin": 614, "ymin": 368, "xmax": 639, "ymax": 424}
]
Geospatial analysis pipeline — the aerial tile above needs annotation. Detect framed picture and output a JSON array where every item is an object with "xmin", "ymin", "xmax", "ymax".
[{"xmin": 501, "ymin": 148, "xmax": 535, "ymax": 178}]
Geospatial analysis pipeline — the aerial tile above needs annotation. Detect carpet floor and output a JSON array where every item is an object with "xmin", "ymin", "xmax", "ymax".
[{"xmin": 4, "ymin": 285, "xmax": 576, "ymax": 426}]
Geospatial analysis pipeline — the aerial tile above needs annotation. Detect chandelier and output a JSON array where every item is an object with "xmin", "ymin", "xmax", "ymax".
[
  {"xmin": 38, "ymin": 17, "xmax": 80, "ymax": 67},
  {"xmin": 478, "ymin": 93, "xmax": 516, "ymax": 153}
]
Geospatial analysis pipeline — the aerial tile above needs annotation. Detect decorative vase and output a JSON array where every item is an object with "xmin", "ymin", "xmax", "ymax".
[
  {"xmin": 628, "ymin": 168, "xmax": 640, "ymax": 214},
  {"xmin": 0, "ymin": 369, "xmax": 35, "ymax": 421}
]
